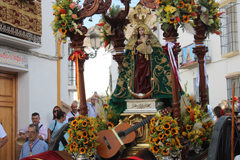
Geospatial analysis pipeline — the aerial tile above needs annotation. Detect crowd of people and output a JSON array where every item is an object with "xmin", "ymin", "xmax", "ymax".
[
  {"xmin": 1, "ymin": 95, "xmax": 240, "ymax": 159},
  {"xmin": 14, "ymin": 97, "xmax": 99, "ymax": 159}
]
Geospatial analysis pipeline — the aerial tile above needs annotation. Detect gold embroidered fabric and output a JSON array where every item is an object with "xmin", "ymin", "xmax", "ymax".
[{"xmin": 0, "ymin": 0, "xmax": 42, "ymax": 35}]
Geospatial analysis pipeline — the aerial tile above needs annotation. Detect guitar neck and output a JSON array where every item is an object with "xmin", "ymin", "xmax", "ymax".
[{"xmin": 124, "ymin": 115, "xmax": 154, "ymax": 136}]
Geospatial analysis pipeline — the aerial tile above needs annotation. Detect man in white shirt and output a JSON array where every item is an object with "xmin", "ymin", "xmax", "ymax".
[
  {"xmin": 87, "ymin": 97, "xmax": 98, "ymax": 118},
  {"xmin": 19, "ymin": 112, "xmax": 48, "ymax": 141},
  {"xmin": 65, "ymin": 101, "xmax": 79, "ymax": 123},
  {"xmin": 0, "ymin": 123, "xmax": 8, "ymax": 148}
]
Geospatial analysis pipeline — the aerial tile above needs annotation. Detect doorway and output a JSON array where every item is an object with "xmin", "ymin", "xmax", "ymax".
[{"xmin": 0, "ymin": 71, "xmax": 17, "ymax": 160}]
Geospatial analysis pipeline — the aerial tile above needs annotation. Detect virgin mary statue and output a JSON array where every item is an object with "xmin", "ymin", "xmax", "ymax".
[{"xmin": 110, "ymin": 4, "xmax": 173, "ymax": 113}]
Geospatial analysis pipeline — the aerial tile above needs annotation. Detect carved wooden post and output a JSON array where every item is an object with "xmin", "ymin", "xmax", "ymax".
[
  {"xmin": 193, "ymin": 6, "xmax": 208, "ymax": 110},
  {"xmin": 104, "ymin": 0, "xmax": 130, "ymax": 71},
  {"xmin": 162, "ymin": 24, "xmax": 181, "ymax": 133},
  {"xmin": 162, "ymin": 24, "xmax": 189, "ymax": 160}
]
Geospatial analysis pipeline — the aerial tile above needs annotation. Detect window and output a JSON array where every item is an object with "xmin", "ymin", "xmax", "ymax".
[
  {"xmin": 220, "ymin": 2, "xmax": 238, "ymax": 55},
  {"xmin": 226, "ymin": 76, "xmax": 240, "ymax": 103}
]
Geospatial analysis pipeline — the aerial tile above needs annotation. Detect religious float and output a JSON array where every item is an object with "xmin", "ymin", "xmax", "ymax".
[{"xmin": 21, "ymin": 0, "xmax": 240, "ymax": 160}]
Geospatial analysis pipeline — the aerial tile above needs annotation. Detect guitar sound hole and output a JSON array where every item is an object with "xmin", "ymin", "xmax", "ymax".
[{"xmin": 118, "ymin": 131, "xmax": 126, "ymax": 138}]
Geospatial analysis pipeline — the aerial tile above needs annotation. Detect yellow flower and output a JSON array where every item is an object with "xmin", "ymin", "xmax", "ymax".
[
  {"xmin": 182, "ymin": 15, "xmax": 190, "ymax": 23},
  {"xmin": 165, "ymin": 130, "xmax": 171, "ymax": 136},
  {"xmin": 186, "ymin": 106, "xmax": 192, "ymax": 113},
  {"xmin": 149, "ymin": 137, "xmax": 154, "ymax": 143},
  {"xmin": 163, "ymin": 122, "xmax": 171, "ymax": 130},
  {"xmin": 71, "ymin": 120, "xmax": 78, "ymax": 127},
  {"xmin": 77, "ymin": 130, "xmax": 83, "ymax": 136},
  {"xmin": 186, "ymin": 125, "xmax": 191, "ymax": 131},
  {"xmin": 171, "ymin": 128, "xmax": 178, "ymax": 135},
  {"xmin": 162, "ymin": 149, "xmax": 169, "ymax": 155},
  {"xmin": 88, "ymin": 143, "xmax": 94, "ymax": 148},
  {"xmin": 61, "ymin": 14, "xmax": 66, "ymax": 19},
  {"xmin": 83, "ymin": 137, "xmax": 89, "ymax": 144},
  {"xmin": 164, "ymin": 5, "xmax": 177, "ymax": 13},
  {"xmin": 156, "ymin": 125, "xmax": 163, "ymax": 131},
  {"xmin": 182, "ymin": 132, "xmax": 187, "ymax": 137},
  {"xmin": 88, "ymin": 129, "xmax": 93, "ymax": 136},
  {"xmin": 152, "ymin": 146, "xmax": 159, "ymax": 153},
  {"xmin": 54, "ymin": 17, "xmax": 59, "ymax": 21},
  {"xmin": 170, "ymin": 138, "xmax": 176, "ymax": 145},
  {"xmin": 60, "ymin": 28, "xmax": 67, "ymax": 35},
  {"xmin": 107, "ymin": 122, "xmax": 114, "ymax": 128},
  {"xmin": 77, "ymin": 135, "xmax": 82, "ymax": 140},
  {"xmin": 82, "ymin": 131, "xmax": 88, "ymax": 137},
  {"xmin": 165, "ymin": 142, "xmax": 171, "ymax": 147},
  {"xmin": 154, "ymin": 138, "xmax": 160, "ymax": 145},
  {"xmin": 107, "ymin": 114, "xmax": 112, "ymax": 119},
  {"xmin": 82, "ymin": 121, "xmax": 88, "ymax": 127},
  {"xmin": 79, "ymin": 147, "xmax": 86, "ymax": 154},
  {"xmin": 158, "ymin": 133, "xmax": 164, "ymax": 140},
  {"xmin": 150, "ymin": 118, "xmax": 156, "ymax": 124},
  {"xmin": 69, "ymin": 144, "xmax": 74, "ymax": 152}
]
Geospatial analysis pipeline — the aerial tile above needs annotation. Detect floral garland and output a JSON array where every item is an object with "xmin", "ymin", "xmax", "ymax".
[
  {"xmin": 96, "ymin": 87, "xmax": 120, "ymax": 132},
  {"xmin": 181, "ymin": 94, "xmax": 214, "ymax": 147},
  {"xmin": 155, "ymin": 0, "xmax": 198, "ymax": 34},
  {"xmin": 198, "ymin": 0, "xmax": 225, "ymax": 36},
  {"xmin": 97, "ymin": 5, "xmax": 126, "ymax": 48},
  {"xmin": 65, "ymin": 115, "xmax": 99, "ymax": 157},
  {"xmin": 51, "ymin": 0, "xmax": 82, "ymax": 43},
  {"xmin": 148, "ymin": 113, "xmax": 181, "ymax": 158}
]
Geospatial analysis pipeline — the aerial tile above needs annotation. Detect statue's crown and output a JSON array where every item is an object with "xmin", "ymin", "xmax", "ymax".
[{"xmin": 129, "ymin": 4, "xmax": 151, "ymax": 26}]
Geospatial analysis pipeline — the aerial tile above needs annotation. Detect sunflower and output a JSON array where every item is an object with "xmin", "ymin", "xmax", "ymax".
[
  {"xmin": 69, "ymin": 144, "xmax": 74, "ymax": 152},
  {"xmin": 73, "ymin": 141, "xmax": 77, "ymax": 145},
  {"xmin": 162, "ymin": 149, "xmax": 169, "ymax": 155},
  {"xmin": 156, "ymin": 125, "xmax": 163, "ymax": 131},
  {"xmin": 76, "ymin": 115, "xmax": 81, "ymax": 120},
  {"xmin": 150, "ymin": 118, "xmax": 155, "ymax": 124},
  {"xmin": 79, "ymin": 147, "xmax": 86, "ymax": 154},
  {"xmin": 173, "ymin": 120, "xmax": 178, "ymax": 125},
  {"xmin": 60, "ymin": 28, "xmax": 67, "ymax": 34},
  {"xmin": 186, "ymin": 125, "xmax": 191, "ymax": 131},
  {"xmin": 152, "ymin": 146, "xmax": 159, "ymax": 153},
  {"xmin": 158, "ymin": 133, "xmax": 164, "ymax": 140},
  {"xmin": 204, "ymin": 123, "xmax": 209, "ymax": 129},
  {"xmin": 82, "ymin": 131, "xmax": 88, "ymax": 137},
  {"xmin": 168, "ymin": 18, "xmax": 176, "ymax": 24},
  {"xmin": 158, "ymin": 0, "xmax": 163, "ymax": 3},
  {"xmin": 61, "ymin": 22, "xmax": 66, "ymax": 27},
  {"xmin": 82, "ymin": 121, "xmax": 87, "ymax": 127},
  {"xmin": 88, "ymin": 143, "xmax": 94, "ymax": 148},
  {"xmin": 165, "ymin": 142, "xmax": 171, "ymax": 147},
  {"xmin": 154, "ymin": 138, "xmax": 160, "ymax": 146},
  {"xmin": 165, "ymin": 130, "xmax": 171, "ymax": 136},
  {"xmin": 186, "ymin": 106, "xmax": 192, "ymax": 113},
  {"xmin": 83, "ymin": 137, "xmax": 89, "ymax": 144},
  {"xmin": 77, "ymin": 135, "xmax": 82, "ymax": 140},
  {"xmin": 87, "ymin": 117, "xmax": 90, "ymax": 121},
  {"xmin": 178, "ymin": 1, "xmax": 185, "ymax": 9},
  {"xmin": 71, "ymin": 120, "xmax": 78, "ymax": 127},
  {"xmin": 107, "ymin": 122, "xmax": 114, "ymax": 128},
  {"xmin": 90, "ymin": 133, "xmax": 96, "ymax": 139},
  {"xmin": 176, "ymin": 140, "xmax": 181, "ymax": 148},
  {"xmin": 149, "ymin": 137, "xmax": 154, "ymax": 143},
  {"xmin": 170, "ymin": 138, "xmax": 176, "ymax": 145},
  {"xmin": 77, "ymin": 130, "xmax": 83, "ymax": 136},
  {"xmin": 171, "ymin": 128, "xmax": 178, "ymax": 135},
  {"xmin": 68, "ymin": 130, "xmax": 71, "ymax": 134},
  {"xmin": 163, "ymin": 122, "xmax": 171, "ymax": 130},
  {"xmin": 69, "ymin": 133, "xmax": 73, "ymax": 138},
  {"xmin": 182, "ymin": 15, "xmax": 190, "ymax": 23},
  {"xmin": 75, "ymin": 125, "xmax": 79, "ymax": 130}
]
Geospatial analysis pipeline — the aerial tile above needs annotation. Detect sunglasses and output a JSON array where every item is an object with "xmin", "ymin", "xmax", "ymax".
[
  {"xmin": 237, "ymin": 123, "xmax": 240, "ymax": 126},
  {"xmin": 53, "ymin": 110, "xmax": 59, "ymax": 113}
]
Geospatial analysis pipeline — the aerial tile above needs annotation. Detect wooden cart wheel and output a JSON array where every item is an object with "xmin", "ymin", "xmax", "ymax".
[{"xmin": 208, "ymin": 116, "xmax": 240, "ymax": 160}]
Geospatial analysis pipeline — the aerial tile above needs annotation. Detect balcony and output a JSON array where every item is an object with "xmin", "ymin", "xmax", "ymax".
[
  {"xmin": 0, "ymin": 0, "xmax": 42, "ymax": 49},
  {"xmin": 179, "ymin": 40, "xmax": 211, "ymax": 69}
]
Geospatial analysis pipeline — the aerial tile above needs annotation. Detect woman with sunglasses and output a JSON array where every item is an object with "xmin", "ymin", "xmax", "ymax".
[{"xmin": 52, "ymin": 106, "xmax": 61, "ymax": 120}]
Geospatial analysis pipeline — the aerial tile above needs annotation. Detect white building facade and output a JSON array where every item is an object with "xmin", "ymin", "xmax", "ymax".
[{"xmin": 0, "ymin": 1, "xmax": 69, "ymax": 159}]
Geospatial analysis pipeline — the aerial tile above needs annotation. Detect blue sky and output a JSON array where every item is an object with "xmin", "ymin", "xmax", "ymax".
[{"xmin": 83, "ymin": 0, "xmax": 140, "ymax": 28}]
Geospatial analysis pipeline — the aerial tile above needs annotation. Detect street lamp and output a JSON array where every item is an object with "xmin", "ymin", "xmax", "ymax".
[{"xmin": 89, "ymin": 31, "xmax": 101, "ymax": 58}]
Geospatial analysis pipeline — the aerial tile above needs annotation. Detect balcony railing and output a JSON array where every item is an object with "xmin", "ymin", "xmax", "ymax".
[{"xmin": 0, "ymin": 0, "xmax": 42, "ymax": 48}]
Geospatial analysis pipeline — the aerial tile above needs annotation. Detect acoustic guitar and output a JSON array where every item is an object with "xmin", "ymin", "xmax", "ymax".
[{"xmin": 96, "ymin": 107, "xmax": 172, "ymax": 159}]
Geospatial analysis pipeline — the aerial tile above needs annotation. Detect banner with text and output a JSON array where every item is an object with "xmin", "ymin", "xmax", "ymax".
[{"xmin": 0, "ymin": 49, "xmax": 28, "ymax": 69}]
